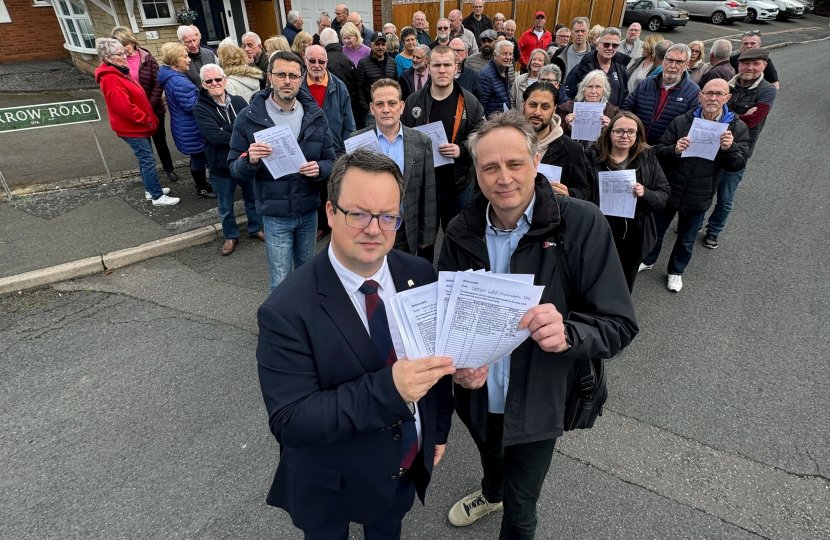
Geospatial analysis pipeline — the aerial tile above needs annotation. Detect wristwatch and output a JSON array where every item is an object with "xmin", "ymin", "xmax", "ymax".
[{"xmin": 555, "ymin": 323, "xmax": 574, "ymax": 354}]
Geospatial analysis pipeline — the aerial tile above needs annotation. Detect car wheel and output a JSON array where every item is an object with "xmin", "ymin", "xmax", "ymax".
[
  {"xmin": 711, "ymin": 10, "xmax": 726, "ymax": 24},
  {"xmin": 648, "ymin": 17, "xmax": 662, "ymax": 31},
  {"xmin": 744, "ymin": 8, "xmax": 757, "ymax": 22}
]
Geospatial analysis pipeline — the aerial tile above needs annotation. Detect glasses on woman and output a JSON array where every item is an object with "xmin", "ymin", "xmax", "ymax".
[
  {"xmin": 110, "ymin": 52, "xmax": 127, "ymax": 57},
  {"xmin": 332, "ymin": 202, "xmax": 402, "ymax": 230},
  {"xmin": 611, "ymin": 129, "xmax": 638, "ymax": 138}
]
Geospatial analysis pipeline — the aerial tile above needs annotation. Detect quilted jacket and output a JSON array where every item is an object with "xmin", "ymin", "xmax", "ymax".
[{"xmin": 158, "ymin": 65, "xmax": 204, "ymax": 155}]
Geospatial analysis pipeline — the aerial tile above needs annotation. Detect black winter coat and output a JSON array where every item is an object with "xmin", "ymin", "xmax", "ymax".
[
  {"xmin": 562, "ymin": 50, "xmax": 630, "ymax": 108},
  {"xmin": 402, "ymin": 81, "xmax": 486, "ymax": 195},
  {"xmin": 355, "ymin": 54, "xmax": 397, "ymax": 115},
  {"xmin": 135, "ymin": 48, "xmax": 165, "ymax": 117},
  {"xmin": 585, "ymin": 146, "xmax": 670, "ymax": 257},
  {"xmin": 324, "ymin": 44, "xmax": 356, "ymax": 97},
  {"xmin": 439, "ymin": 177, "xmax": 639, "ymax": 446},
  {"xmin": 193, "ymin": 89, "xmax": 248, "ymax": 175},
  {"xmin": 456, "ymin": 61, "xmax": 482, "ymax": 100},
  {"xmin": 540, "ymin": 134, "xmax": 593, "ymax": 201},
  {"xmin": 656, "ymin": 109, "xmax": 749, "ymax": 214}
]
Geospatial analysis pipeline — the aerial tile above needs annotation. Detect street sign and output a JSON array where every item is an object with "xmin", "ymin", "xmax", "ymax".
[{"xmin": 0, "ymin": 99, "xmax": 100, "ymax": 132}]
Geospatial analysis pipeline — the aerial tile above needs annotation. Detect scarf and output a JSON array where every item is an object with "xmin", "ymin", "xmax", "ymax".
[
  {"xmin": 106, "ymin": 60, "xmax": 131, "ymax": 77},
  {"xmin": 536, "ymin": 114, "xmax": 564, "ymax": 155}
]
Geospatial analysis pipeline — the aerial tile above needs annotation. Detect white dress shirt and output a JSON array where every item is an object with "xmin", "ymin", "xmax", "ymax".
[{"xmin": 327, "ymin": 244, "xmax": 423, "ymax": 450}]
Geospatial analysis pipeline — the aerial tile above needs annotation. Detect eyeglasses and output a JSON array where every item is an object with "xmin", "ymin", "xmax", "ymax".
[
  {"xmin": 664, "ymin": 58, "xmax": 686, "ymax": 65},
  {"xmin": 611, "ymin": 129, "xmax": 638, "ymax": 137},
  {"xmin": 306, "ymin": 58, "xmax": 327, "ymax": 64},
  {"xmin": 437, "ymin": 26, "xmax": 450, "ymax": 30},
  {"xmin": 600, "ymin": 42, "xmax": 620, "ymax": 49},
  {"xmin": 333, "ymin": 202, "xmax": 402, "ymax": 230},
  {"xmin": 109, "ymin": 52, "xmax": 127, "ymax": 57},
  {"xmin": 270, "ymin": 72, "xmax": 301, "ymax": 81},
  {"xmin": 743, "ymin": 30, "xmax": 761, "ymax": 36},
  {"xmin": 701, "ymin": 91, "xmax": 729, "ymax": 97},
  {"xmin": 203, "ymin": 77, "xmax": 224, "ymax": 85}
]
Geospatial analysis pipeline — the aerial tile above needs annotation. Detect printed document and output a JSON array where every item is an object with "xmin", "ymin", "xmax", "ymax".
[
  {"xmin": 344, "ymin": 129, "xmax": 383, "ymax": 155},
  {"xmin": 598, "ymin": 169, "xmax": 637, "ymax": 219},
  {"xmin": 682, "ymin": 118, "xmax": 729, "ymax": 161},
  {"xmin": 537, "ymin": 164, "xmax": 562, "ymax": 184},
  {"xmin": 571, "ymin": 102, "xmax": 605, "ymax": 141},
  {"xmin": 253, "ymin": 124, "xmax": 307, "ymax": 179},
  {"xmin": 413, "ymin": 123, "xmax": 453, "ymax": 167}
]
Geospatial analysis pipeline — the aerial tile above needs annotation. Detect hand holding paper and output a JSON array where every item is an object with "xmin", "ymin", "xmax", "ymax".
[
  {"xmin": 519, "ymin": 304, "xmax": 569, "ymax": 353},
  {"xmin": 391, "ymin": 355, "xmax": 455, "ymax": 403}
]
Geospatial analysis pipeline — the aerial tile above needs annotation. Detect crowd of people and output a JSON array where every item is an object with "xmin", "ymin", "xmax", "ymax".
[{"xmin": 93, "ymin": 10, "xmax": 779, "ymax": 535}]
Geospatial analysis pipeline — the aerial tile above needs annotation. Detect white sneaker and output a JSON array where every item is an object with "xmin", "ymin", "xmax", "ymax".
[
  {"xmin": 145, "ymin": 188, "xmax": 171, "ymax": 200},
  {"xmin": 448, "ymin": 489, "xmax": 503, "ymax": 527},
  {"xmin": 667, "ymin": 274, "xmax": 683, "ymax": 292},
  {"xmin": 638, "ymin": 263, "xmax": 653, "ymax": 273},
  {"xmin": 151, "ymin": 194, "xmax": 180, "ymax": 206}
]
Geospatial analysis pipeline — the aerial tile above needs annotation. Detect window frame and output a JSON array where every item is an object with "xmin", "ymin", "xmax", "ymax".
[
  {"xmin": 51, "ymin": 0, "xmax": 97, "ymax": 54},
  {"xmin": 136, "ymin": 0, "xmax": 176, "ymax": 27}
]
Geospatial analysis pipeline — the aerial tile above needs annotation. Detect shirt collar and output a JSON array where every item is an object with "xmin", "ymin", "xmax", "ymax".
[
  {"xmin": 270, "ymin": 95, "xmax": 297, "ymax": 112},
  {"xmin": 306, "ymin": 70, "xmax": 329, "ymax": 87},
  {"xmin": 376, "ymin": 122, "xmax": 403, "ymax": 143},
  {"xmin": 485, "ymin": 193, "xmax": 535, "ymax": 234},
  {"xmin": 327, "ymin": 243, "xmax": 391, "ymax": 296}
]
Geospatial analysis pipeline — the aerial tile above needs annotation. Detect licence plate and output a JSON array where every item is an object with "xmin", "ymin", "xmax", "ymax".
[
  {"xmin": 680, "ymin": 13, "xmax": 687, "ymax": 17},
  {"xmin": 739, "ymin": 5, "xmax": 746, "ymax": 9}
]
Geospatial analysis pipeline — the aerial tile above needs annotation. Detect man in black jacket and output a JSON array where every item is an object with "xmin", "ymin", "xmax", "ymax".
[
  {"xmin": 402, "ymin": 45, "xmax": 486, "ymax": 262},
  {"xmin": 463, "ymin": 0, "xmax": 494, "ymax": 48},
  {"xmin": 561, "ymin": 27, "xmax": 630, "ymax": 107},
  {"xmin": 450, "ymin": 38, "xmax": 482, "ymax": 100},
  {"xmin": 356, "ymin": 32, "xmax": 398, "ymax": 128},
  {"xmin": 441, "ymin": 110, "xmax": 638, "ymax": 535},
  {"xmin": 639, "ymin": 79, "xmax": 750, "ymax": 292}
]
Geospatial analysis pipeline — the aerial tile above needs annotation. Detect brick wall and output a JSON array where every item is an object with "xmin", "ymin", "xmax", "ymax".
[
  {"xmin": 372, "ymin": 0, "xmax": 381, "ymax": 35},
  {"xmin": 245, "ymin": 0, "xmax": 257, "ymax": 34},
  {"xmin": 0, "ymin": 0, "xmax": 70, "ymax": 63}
]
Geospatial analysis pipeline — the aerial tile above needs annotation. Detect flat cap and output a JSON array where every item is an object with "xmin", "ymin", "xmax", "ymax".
[
  {"xmin": 480, "ymin": 29, "xmax": 497, "ymax": 41},
  {"xmin": 738, "ymin": 47, "xmax": 769, "ymax": 62}
]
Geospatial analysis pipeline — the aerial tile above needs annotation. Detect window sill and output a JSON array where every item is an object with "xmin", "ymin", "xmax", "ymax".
[
  {"xmin": 138, "ymin": 18, "xmax": 177, "ymax": 28},
  {"xmin": 63, "ymin": 42, "xmax": 96, "ymax": 55}
]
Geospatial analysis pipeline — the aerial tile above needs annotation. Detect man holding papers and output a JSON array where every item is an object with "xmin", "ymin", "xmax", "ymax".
[
  {"xmin": 229, "ymin": 51, "xmax": 336, "ymax": 293},
  {"xmin": 439, "ymin": 111, "xmax": 638, "ymax": 536},
  {"xmin": 256, "ymin": 149, "xmax": 455, "ymax": 539},
  {"xmin": 349, "ymin": 79, "xmax": 437, "ymax": 255},
  {"xmin": 640, "ymin": 79, "xmax": 749, "ymax": 292}
]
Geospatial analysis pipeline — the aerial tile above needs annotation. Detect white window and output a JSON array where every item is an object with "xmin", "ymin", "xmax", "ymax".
[
  {"xmin": 32, "ymin": 0, "xmax": 52, "ymax": 7},
  {"xmin": 52, "ymin": 0, "xmax": 96, "ymax": 52},
  {"xmin": 0, "ymin": 0, "xmax": 11, "ymax": 23},
  {"xmin": 138, "ymin": 0, "xmax": 176, "ymax": 26}
]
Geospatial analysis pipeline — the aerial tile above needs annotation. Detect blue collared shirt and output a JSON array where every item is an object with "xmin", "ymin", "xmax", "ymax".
[
  {"xmin": 376, "ymin": 123, "xmax": 405, "ymax": 174},
  {"xmin": 484, "ymin": 194, "xmax": 535, "ymax": 414}
]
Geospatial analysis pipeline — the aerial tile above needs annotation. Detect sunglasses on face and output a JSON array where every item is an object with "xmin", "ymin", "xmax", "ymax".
[
  {"xmin": 203, "ymin": 77, "xmax": 224, "ymax": 85},
  {"xmin": 306, "ymin": 58, "xmax": 326, "ymax": 64},
  {"xmin": 437, "ymin": 26, "xmax": 449, "ymax": 30},
  {"xmin": 600, "ymin": 42, "xmax": 619, "ymax": 49}
]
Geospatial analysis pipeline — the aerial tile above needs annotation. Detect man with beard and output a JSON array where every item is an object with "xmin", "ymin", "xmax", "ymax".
[
  {"xmin": 429, "ymin": 18, "xmax": 451, "ymax": 50},
  {"xmin": 522, "ymin": 82, "xmax": 591, "ymax": 200},
  {"xmin": 466, "ymin": 29, "xmax": 497, "ymax": 73},
  {"xmin": 399, "ymin": 44, "xmax": 431, "ymax": 101}
]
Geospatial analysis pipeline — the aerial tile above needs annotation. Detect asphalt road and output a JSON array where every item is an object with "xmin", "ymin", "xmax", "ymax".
[{"xmin": 2, "ymin": 39, "xmax": 829, "ymax": 539}]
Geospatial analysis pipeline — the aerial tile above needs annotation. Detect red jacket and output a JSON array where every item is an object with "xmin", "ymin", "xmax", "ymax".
[
  {"xmin": 518, "ymin": 28, "xmax": 553, "ymax": 68},
  {"xmin": 95, "ymin": 62, "xmax": 158, "ymax": 138}
]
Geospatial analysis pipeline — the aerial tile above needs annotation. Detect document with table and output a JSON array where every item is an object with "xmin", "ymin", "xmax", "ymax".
[
  {"xmin": 386, "ymin": 271, "xmax": 544, "ymax": 369},
  {"xmin": 413, "ymin": 123, "xmax": 454, "ymax": 167},
  {"xmin": 682, "ymin": 118, "xmax": 729, "ymax": 161},
  {"xmin": 598, "ymin": 169, "xmax": 637, "ymax": 219},
  {"xmin": 344, "ymin": 129, "xmax": 384, "ymax": 155},
  {"xmin": 253, "ymin": 124, "xmax": 307, "ymax": 179},
  {"xmin": 571, "ymin": 102, "xmax": 605, "ymax": 141}
]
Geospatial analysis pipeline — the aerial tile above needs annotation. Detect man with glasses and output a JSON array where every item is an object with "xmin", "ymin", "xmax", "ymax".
[
  {"xmin": 350, "ymin": 79, "xmax": 436, "ymax": 255},
  {"xmin": 448, "ymin": 9, "xmax": 478, "ymax": 55},
  {"xmin": 624, "ymin": 43, "xmax": 701, "ymax": 145},
  {"xmin": 551, "ymin": 17, "xmax": 592, "ymax": 79},
  {"xmin": 429, "ymin": 18, "xmax": 451, "ymax": 49},
  {"xmin": 348, "ymin": 11, "xmax": 375, "ymax": 46},
  {"xmin": 399, "ymin": 45, "xmax": 431, "ymax": 101},
  {"xmin": 518, "ymin": 11, "xmax": 553, "ymax": 72},
  {"xmin": 448, "ymin": 37, "xmax": 482, "ymax": 99},
  {"xmin": 562, "ymin": 27, "xmax": 629, "ymax": 107},
  {"xmin": 730, "ymin": 31, "xmax": 779, "ymax": 89},
  {"xmin": 412, "ymin": 11, "xmax": 431, "ymax": 46},
  {"xmin": 229, "ymin": 51, "xmax": 336, "ymax": 292},
  {"xmin": 623, "ymin": 23, "xmax": 643, "ymax": 67},
  {"xmin": 640, "ymin": 79, "xmax": 749, "ymax": 292},
  {"xmin": 331, "ymin": 4, "xmax": 348, "ymax": 39},
  {"xmin": 256, "ymin": 147, "xmax": 455, "ymax": 539},
  {"xmin": 554, "ymin": 27, "xmax": 571, "ymax": 51},
  {"xmin": 463, "ymin": 0, "xmax": 494, "ymax": 48}
]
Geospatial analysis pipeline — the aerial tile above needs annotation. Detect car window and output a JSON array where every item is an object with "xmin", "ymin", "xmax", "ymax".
[
  {"xmin": 657, "ymin": 0, "xmax": 671, "ymax": 6},
  {"xmin": 634, "ymin": 1, "xmax": 652, "ymax": 8}
]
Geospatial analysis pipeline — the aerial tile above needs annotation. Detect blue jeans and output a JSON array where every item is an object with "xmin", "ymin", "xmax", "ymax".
[
  {"xmin": 263, "ymin": 210, "xmax": 317, "ymax": 293},
  {"xmin": 120, "ymin": 136, "xmax": 163, "ymax": 199},
  {"xmin": 706, "ymin": 167, "xmax": 746, "ymax": 237},
  {"xmin": 643, "ymin": 205, "xmax": 706, "ymax": 275},
  {"xmin": 209, "ymin": 172, "xmax": 262, "ymax": 240}
]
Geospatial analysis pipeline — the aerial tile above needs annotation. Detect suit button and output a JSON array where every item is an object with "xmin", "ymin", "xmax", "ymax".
[
  {"xmin": 390, "ymin": 474, "xmax": 399, "ymax": 480},
  {"xmin": 397, "ymin": 420, "xmax": 402, "ymax": 425},
  {"xmin": 392, "ymin": 434, "xmax": 401, "ymax": 440}
]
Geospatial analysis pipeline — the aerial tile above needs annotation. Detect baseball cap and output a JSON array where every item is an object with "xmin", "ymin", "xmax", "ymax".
[
  {"xmin": 480, "ymin": 29, "xmax": 497, "ymax": 41},
  {"xmin": 738, "ymin": 47, "xmax": 769, "ymax": 62},
  {"xmin": 370, "ymin": 31, "xmax": 386, "ymax": 43},
  {"xmin": 535, "ymin": 11, "xmax": 546, "ymax": 18}
]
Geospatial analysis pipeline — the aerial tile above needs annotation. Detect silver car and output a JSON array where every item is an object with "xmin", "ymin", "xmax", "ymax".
[
  {"xmin": 670, "ymin": 0, "xmax": 748, "ymax": 24},
  {"xmin": 745, "ymin": 0, "xmax": 779, "ymax": 20}
]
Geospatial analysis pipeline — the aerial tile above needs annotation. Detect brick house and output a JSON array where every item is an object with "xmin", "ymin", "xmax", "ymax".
[{"xmin": 0, "ymin": 0, "xmax": 71, "ymax": 63}]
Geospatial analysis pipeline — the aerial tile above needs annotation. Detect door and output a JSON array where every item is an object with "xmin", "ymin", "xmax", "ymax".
[
  {"xmin": 222, "ymin": 0, "xmax": 248, "ymax": 43},
  {"xmin": 191, "ymin": 0, "xmax": 231, "ymax": 45}
]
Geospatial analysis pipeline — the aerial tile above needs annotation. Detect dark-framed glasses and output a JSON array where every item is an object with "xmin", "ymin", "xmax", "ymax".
[
  {"xmin": 333, "ymin": 202, "xmax": 402, "ymax": 230},
  {"xmin": 270, "ymin": 71, "xmax": 301, "ymax": 81},
  {"xmin": 701, "ymin": 90, "xmax": 728, "ymax": 98},
  {"xmin": 611, "ymin": 128, "xmax": 638, "ymax": 137},
  {"xmin": 203, "ymin": 77, "xmax": 224, "ymax": 85},
  {"xmin": 600, "ymin": 42, "xmax": 620, "ymax": 49}
]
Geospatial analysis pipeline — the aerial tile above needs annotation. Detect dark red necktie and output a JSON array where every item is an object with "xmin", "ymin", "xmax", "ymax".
[{"xmin": 360, "ymin": 280, "xmax": 419, "ymax": 470}]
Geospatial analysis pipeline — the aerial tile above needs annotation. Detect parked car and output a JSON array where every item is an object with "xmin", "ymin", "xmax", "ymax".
[
  {"xmin": 744, "ymin": 0, "xmax": 779, "ymax": 20},
  {"xmin": 670, "ymin": 0, "xmax": 748, "ymax": 24},
  {"xmin": 770, "ymin": 0, "xmax": 804, "ymax": 18},
  {"xmin": 796, "ymin": 0, "xmax": 814, "ymax": 12},
  {"xmin": 624, "ymin": 0, "xmax": 690, "ymax": 31}
]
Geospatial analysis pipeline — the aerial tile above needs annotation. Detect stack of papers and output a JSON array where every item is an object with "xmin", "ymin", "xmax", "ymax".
[{"xmin": 386, "ymin": 270, "xmax": 545, "ymax": 369}]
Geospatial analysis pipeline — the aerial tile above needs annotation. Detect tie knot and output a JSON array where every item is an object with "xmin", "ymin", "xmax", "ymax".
[{"xmin": 360, "ymin": 280, "xmax": 380, "ymax": 295}]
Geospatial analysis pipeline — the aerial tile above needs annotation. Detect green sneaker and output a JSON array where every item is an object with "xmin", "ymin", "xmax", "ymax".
[{"xmin": 448, "ymin": 489, "xmax": 503, "ymax": 527}]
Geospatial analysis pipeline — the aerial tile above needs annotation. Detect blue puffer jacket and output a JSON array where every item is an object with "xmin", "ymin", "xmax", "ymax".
[
  {"xmin": 479, "ymin": 57, "xmax": 511, "ymax": 117},
  {"xmin": 228, "ymin": 88, "xmax": 336, "ymax": 218},
  {"xmin": 623, "ymin": 71, "xmax": 700, "ymax": 145},
  {"xmin": 158, "ymin": 65, "xmax": 204, "ymax": 155}
]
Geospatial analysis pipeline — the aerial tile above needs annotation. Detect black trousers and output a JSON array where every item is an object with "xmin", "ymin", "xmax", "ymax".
[
  {"xmin": 302, "ymin": 466, "xmax": 417, "ymax": 540},
  {"xmin": 150, "ymin": 113, "xmax": 175, "ymax": 172},
  {"xmin": 466, "ymin": 412, "xmax": 557, "ymax": 540}
]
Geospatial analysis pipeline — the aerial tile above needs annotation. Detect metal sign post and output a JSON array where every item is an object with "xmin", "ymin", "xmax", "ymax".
[{"xmin": 0, "ymin": 99, "xmax": 107, "ymax": 200}]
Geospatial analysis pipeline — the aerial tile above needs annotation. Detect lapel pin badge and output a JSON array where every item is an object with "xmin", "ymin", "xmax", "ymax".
[{"xmin": 407, "ymin": 279, "xmax": 415, "ymax": 287}]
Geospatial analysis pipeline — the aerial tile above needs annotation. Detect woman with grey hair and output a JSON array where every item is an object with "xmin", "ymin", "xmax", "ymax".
[
  {"xmin": 556, "ymin": 69, "xmax": 619, "ymax": 148},
  {"xmin": 511, "ymin": 48, "xmax": 549, "ymax": 110},
  {"xmin": 537, "ymin": 64, "xmax": 562, "ymax": 89},
  {"xmin": 94, "ymin": 38, "xmax": 179, "ymax": 205}
]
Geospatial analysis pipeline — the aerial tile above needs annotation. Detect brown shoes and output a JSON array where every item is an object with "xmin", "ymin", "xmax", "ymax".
[
  {"xmin": 221, "ymin": 239, "xmax": 237, "ymax": 255},
  {"xmin": 252, "ymin": 231, "xmax": 266, "ymax": 241}
]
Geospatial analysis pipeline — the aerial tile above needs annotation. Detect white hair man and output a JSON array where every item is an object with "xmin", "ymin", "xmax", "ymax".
[
  {"xmin": 241, "ymin": 32, "xmax": 268, "ymax": 88},
  {"xmin": 478, "ymin": 39, "xmax": 514, "ymax": 116},
  {"xmin": 177, "ymin": 25, "xmax": 218, "ymax": 86},
  {"xmin": 698, "ymin": 39, "xmax": 734, "ymax": 87},
  {"xmin": 312, "ymin": 11, "xmax": 331, "ymax": 45},
  {"xmin": 283, "ymin": 10, "xmax": 304, "ymax": 46},
  {"xmin": 412, "ymin": 11, "xmax": 431, "ymax": 45}
]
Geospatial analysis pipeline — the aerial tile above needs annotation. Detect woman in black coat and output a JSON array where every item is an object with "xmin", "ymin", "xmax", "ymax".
[{"xmin": 586, "ymin": 111, "xmax": 670, "ymax": 292}]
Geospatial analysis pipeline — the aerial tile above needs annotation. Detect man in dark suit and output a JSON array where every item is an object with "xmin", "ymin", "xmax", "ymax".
[{"xmin": 257, "ymin": 149, "xmax": 456, "ymax": 539}]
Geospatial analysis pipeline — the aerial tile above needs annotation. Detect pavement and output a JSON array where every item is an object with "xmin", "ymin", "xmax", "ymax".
[{"xmin": 1, "ymin": 27, "xmax": 829, "ymax": 540}]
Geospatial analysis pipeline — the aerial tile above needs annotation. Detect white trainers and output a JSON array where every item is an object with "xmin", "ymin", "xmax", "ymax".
[
  {"xmin": 145, "ymin": 188, "xmax": 171, "ymax": 200},
  {"xmin": 151, "ymin": 194, "xmax": 180, "ymax": 206},
  {"xmin": 667, "ymin": 274, "xmax": 683, "ymax": 292},
  {"xmin": 448, "ymin": 489, "xmax": 503, "ymax": 527},
  {"xmin": 638, "ymin": 263, "xmax": 653, "ymax": 273}
]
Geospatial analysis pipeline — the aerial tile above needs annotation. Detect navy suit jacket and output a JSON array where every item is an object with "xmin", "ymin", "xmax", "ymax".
[{"xmin": 257, "ymin": 247, "xmax": 453, "ymax": 529}]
